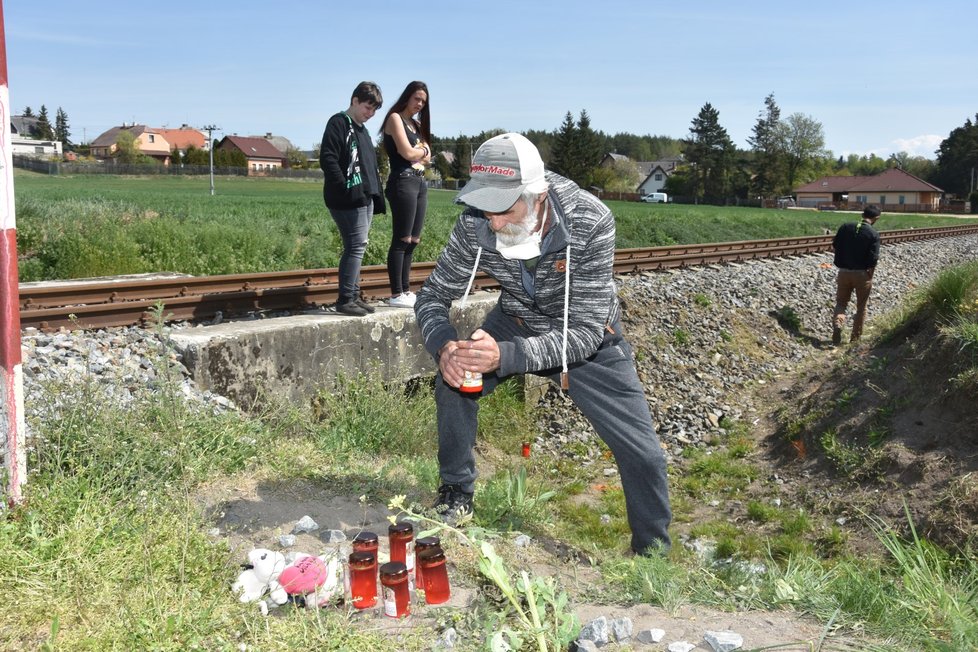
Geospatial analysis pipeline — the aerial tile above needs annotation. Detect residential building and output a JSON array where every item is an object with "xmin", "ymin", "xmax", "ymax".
[
  {"xmin": 795, "ymin": 168, "xmax": 944, "ymax": 212},
  {"xmin": 252, "ymin": 132, "xmax": 294, "ymax": 158},
  {"xmin": 637, "ymin": 157, "xmax": 683, "ymax": 196},
  {"xmin": 90, "ymin": 124, "xmax": 173, "ymax": 164},
  {"xmin": 598, "ymin": 152, "xmax": 630, "ymax": 168},
  {"xmin": 159, "ymin": 125, "xmax": 208, "ymax": 155},
  {"xmin": 217, "ymin": 135, "xmax": 286, "ymax": 174},
  {"xmin": 10, "ymin": 115, "xmax": 63, "ymax": 157}
]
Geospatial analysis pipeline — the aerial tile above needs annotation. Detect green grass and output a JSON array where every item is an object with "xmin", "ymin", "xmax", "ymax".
[
  {"xmin": 877, "ymin": 260, "xmax": 978, "ymax": 389},
  {"xmin": 4, "ymin": 354, "xmax": 978, "ymax": 650},
  {"xmin": 13, "ymin": 171, "xmax": 978, "ymax": 281}
]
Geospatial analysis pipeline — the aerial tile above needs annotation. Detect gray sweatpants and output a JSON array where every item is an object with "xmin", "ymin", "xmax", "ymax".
[{"xmin": 435, "ymin": 305, "xmax": 672, "ymax": 553}]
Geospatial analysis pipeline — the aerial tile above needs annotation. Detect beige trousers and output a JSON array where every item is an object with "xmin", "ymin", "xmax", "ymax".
[{"xmin": 833, "ymin": 270, "xmax": 873, "ymax": 341}]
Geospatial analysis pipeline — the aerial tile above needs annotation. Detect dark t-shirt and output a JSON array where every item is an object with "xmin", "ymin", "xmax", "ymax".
[
  {"xmin": 353, "ymin": 120, "xmax": 379, "ymax": 196},
  {"xmin": 383, "ymin": 116, "xmax": 421, "ymax": 177}
]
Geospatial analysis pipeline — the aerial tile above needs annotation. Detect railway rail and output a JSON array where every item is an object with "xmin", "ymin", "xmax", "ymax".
[{"xmin": 18, "ymin": 224, "xmax": 978, "ymax": 331}]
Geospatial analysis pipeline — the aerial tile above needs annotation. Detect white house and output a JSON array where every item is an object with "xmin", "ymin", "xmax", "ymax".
[
  {"xmin": 10, "ymin": 115, "xmax": 63, "ymax": 157},
  {"xmin": 637, "ymin": 157, "xmax": 682, "ymax": 196}
]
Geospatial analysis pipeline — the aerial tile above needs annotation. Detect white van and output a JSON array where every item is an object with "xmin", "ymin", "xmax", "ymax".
[{"xmin": 641, "ymin": 192, "xmax": 668, "ymax": 203}]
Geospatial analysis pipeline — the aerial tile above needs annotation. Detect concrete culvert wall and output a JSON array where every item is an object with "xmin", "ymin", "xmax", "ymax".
[{"xmin": 169, "ymin": 294, "xmax": 497, "ymax": 408}]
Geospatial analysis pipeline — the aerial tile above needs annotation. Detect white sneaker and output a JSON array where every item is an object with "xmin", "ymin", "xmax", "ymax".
[
  {"xmin": 388, "ymin": 293, "xmax": 414, "ymax": 308},
  {"xmin": 404, "ymin": 292, "xmax": 417, "ymax": 307}
]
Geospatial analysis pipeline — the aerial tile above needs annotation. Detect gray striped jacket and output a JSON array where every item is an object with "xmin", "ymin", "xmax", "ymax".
[{"xmin": 415, "ymin": 172, "xmax": 621, "ymax": 377}]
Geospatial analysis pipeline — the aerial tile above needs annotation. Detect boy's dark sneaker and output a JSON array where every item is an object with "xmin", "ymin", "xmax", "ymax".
[
  {"xmin": 434, "ymin": 483, "xmax": 473, "ymax": 524},
  {"xmin": 354, "ymin": 297, "xmax": 376, "ymax": 314},
  {"xmin": 335, "ymin": 299, "xmax": 368, "ymax": 317}
]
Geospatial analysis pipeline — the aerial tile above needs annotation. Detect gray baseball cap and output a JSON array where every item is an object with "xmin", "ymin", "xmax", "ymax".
[{"xmin": 455, "ymin": 133, "xmax": 546, "ymax": 212}]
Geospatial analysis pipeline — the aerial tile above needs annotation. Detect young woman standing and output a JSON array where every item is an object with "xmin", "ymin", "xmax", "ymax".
[{"xmin": 380, "ymin": 81, "xmax": 431, "ymax": 308}]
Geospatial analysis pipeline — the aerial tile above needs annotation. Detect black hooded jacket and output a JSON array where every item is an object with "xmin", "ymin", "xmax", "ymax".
[{"xmin": 319, "ymin": 111, "xmax": 384, "ymax": 213}]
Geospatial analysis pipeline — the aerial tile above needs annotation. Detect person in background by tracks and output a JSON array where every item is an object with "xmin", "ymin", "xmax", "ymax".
[
  {"xmin": 380, "ymin": 81, "xmax": 432, "ymax": 309},
  {"xmin": 414, "ymin": 133, "xmax": 672, "ymax": 556},
  {"xmin": 319, "ymin": 81, "xmax": 386, "ymax": 317},
  {"xmin": 832, "ymin": 205, "xmax": 882, "ymax": 344}
]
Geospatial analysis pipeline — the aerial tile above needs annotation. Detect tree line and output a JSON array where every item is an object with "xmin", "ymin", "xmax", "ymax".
[
  {"xmin": 22, "ymin": 97, "xmax": 977, "ymax": 202},
  {"xmin": 429, "ymin": 95, "xmax": 978, "ymax": 203},
  {"xmin": 20, "ymin": 105, "xmax": 72, "ymax": 149}
]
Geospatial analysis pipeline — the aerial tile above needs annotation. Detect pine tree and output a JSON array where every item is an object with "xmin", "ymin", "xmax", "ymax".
[
  {"xmin": 934, "ymin": 114, "xmax": 978, "ymax": 197},
  {"xmin": 683, "ymin": 102, "xmax": 735, "ymax": 201},
  {"xmin": 576, "ymin": 110, "xmax": 604, "ymax": 185},
  {"xmin": 35, "ymin": 105, "xmax": 55, "ymax": 140},
  {"xmin": 54, "ymin": 107, "xmax": 73, "ymax": 149},
  {"xmin": 450, "ymin": 136, "xmax": 471, "ymax": 180},
  {"xmin": 550, "ymin": 112, "xmax": 580, "ymax": 183},
  {"xmin": 748, "ymin": 93, "xmax": 785, "ymax": 198},
  {"xmin": 22, "ymin": 106, "xmax": 34, "ymax": 117}
]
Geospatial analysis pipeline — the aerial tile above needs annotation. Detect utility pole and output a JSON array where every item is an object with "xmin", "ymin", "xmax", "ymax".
[{"xmin": 203, "ymin": 124, "xmax": 218, "ymax": 196}]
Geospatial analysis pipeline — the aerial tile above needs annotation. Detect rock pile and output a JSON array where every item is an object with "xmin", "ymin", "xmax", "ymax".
[
  {"xmin": 533, "ymin": 235, "xmax": 978, "ymax": 464},
  {"xmin": 20, "ymin": 323, "xmax": 234, "ymax": 425}
]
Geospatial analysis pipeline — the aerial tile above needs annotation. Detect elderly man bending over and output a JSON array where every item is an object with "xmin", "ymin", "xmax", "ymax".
[{"xmin": 414, "ymin": 133, "xmax": 671, "ymax": 556}]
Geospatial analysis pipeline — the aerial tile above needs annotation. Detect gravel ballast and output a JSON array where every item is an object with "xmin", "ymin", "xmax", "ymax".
[{"xmin": 18, "ymin": 235, "xmax": 978, "ymax": 459}]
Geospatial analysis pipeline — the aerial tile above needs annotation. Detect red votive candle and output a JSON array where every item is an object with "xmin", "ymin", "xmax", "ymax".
[
  {"xmin": 418, "ymin": 547, "xmax": 451, "ymax": 605},
  {"xmin": 379, "ymin": 561, "xmax": 410, "ymax": 618},
  {"xmin": 348, "ymin": 551, "xmax": 377, "ymax": 609}
]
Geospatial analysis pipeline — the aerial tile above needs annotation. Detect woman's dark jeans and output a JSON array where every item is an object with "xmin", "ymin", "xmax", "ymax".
[{"xmin": 385, "ymin": 172, "xmax": 427, "ymax": 295}]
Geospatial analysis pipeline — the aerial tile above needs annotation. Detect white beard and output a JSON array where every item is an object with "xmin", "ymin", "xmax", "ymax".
[{"xmin": 494, "ymin": 202, "xmax": 539, "ymax": 247}]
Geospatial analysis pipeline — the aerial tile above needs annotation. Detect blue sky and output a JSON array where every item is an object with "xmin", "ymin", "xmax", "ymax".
[{"xmin": 5, "ymin": 0, "xmax": 976, "ymax": 159}]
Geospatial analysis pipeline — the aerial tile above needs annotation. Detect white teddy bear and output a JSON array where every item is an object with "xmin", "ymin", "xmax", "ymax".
[
  {"xmin": 232, "ymin": 548, "xmax": 343, "ymax": 614},
  {"xmin": 232, "ymin": 548, "xmax": 289, "ymax": 614}
]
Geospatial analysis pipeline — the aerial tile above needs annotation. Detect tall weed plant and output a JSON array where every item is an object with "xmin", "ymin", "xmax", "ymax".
[
  {"xmin": 870, "ymin": 509, "xmax": 978, "ymax": 649},
  {"xmin": 927, "ymin": 262, "xmax": 978, "ymax": 319},
  {"xmin": 310, "ymin": 371, "xmax": 436, "ymax": 458},
  {"xmin": 938, "ymin": 262, "xmax": 978, "ymax": 387}
]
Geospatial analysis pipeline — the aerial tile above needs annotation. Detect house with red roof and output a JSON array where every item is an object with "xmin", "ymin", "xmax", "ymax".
[
  {"xmin": 217, "ymin": 135, "xmax": 286, "ymax": 175},
  {"xmin": 158, "ymin": 125, "xmax": 207, "ymax": 155},
  {"xmin": 795, "ymin": 168, "xmax": 944, "ymax": 212}
]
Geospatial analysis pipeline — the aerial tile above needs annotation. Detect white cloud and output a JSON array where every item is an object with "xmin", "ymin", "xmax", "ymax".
[{"xmin": 891, "ymin": 134, "xmax": 943, "ymax": 158}]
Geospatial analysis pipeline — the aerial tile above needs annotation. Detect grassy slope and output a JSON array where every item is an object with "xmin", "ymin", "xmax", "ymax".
[
  {"xmin": 13, "ymin": 171, "xmax": 978, "ymax": 281},
  {"xmin": 5, "ymin": 173, "xmax": 978, "ymax": 649}
]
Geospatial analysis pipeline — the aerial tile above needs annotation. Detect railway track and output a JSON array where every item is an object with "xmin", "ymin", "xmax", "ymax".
[{"xmin": 18, "ymin": 225, "xmax": 978, "ymax": 331}]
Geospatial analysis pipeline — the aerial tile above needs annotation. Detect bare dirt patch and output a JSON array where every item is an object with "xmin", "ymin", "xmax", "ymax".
[
  {"xmin": 197, "ymin": 476, "xmax": 872, "ymax": 650},
  {"xmin": 752, "ymin": 314, "xmax": 978, "ymax": 551}
]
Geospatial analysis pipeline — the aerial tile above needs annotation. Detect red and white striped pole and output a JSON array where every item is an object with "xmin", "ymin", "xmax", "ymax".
[{"xmin": 0, "ymin": 0, "xmax": 26, "ymax": 507}]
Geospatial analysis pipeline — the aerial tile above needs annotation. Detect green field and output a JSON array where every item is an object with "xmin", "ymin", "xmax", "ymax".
[{"xmin": 13, "ymin": 171, "xmax": 977, "ymax": 282}]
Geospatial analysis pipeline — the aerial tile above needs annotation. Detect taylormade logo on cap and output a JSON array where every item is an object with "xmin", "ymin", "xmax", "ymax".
[
  {"xmin": 470, "ymin": 164, "xmax": 517, "ymax": 177},
  {"xmin": 456, "ymin": 133, "xmax": 546, "ymax": 213}
]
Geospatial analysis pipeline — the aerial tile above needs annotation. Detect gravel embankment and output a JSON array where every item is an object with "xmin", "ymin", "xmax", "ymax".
[
  {"xmin": 534, "ymin": 234, "xmax": 978, "ymax": 465},
  {"xmin": 18, "ymin": 235, "xmax": 978, "ymax": 454}
]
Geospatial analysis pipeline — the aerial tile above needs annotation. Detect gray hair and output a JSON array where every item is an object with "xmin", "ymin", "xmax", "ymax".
[{"xmin": 520, "ymin": 184, "xmax": 549, "ymax": 212}]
